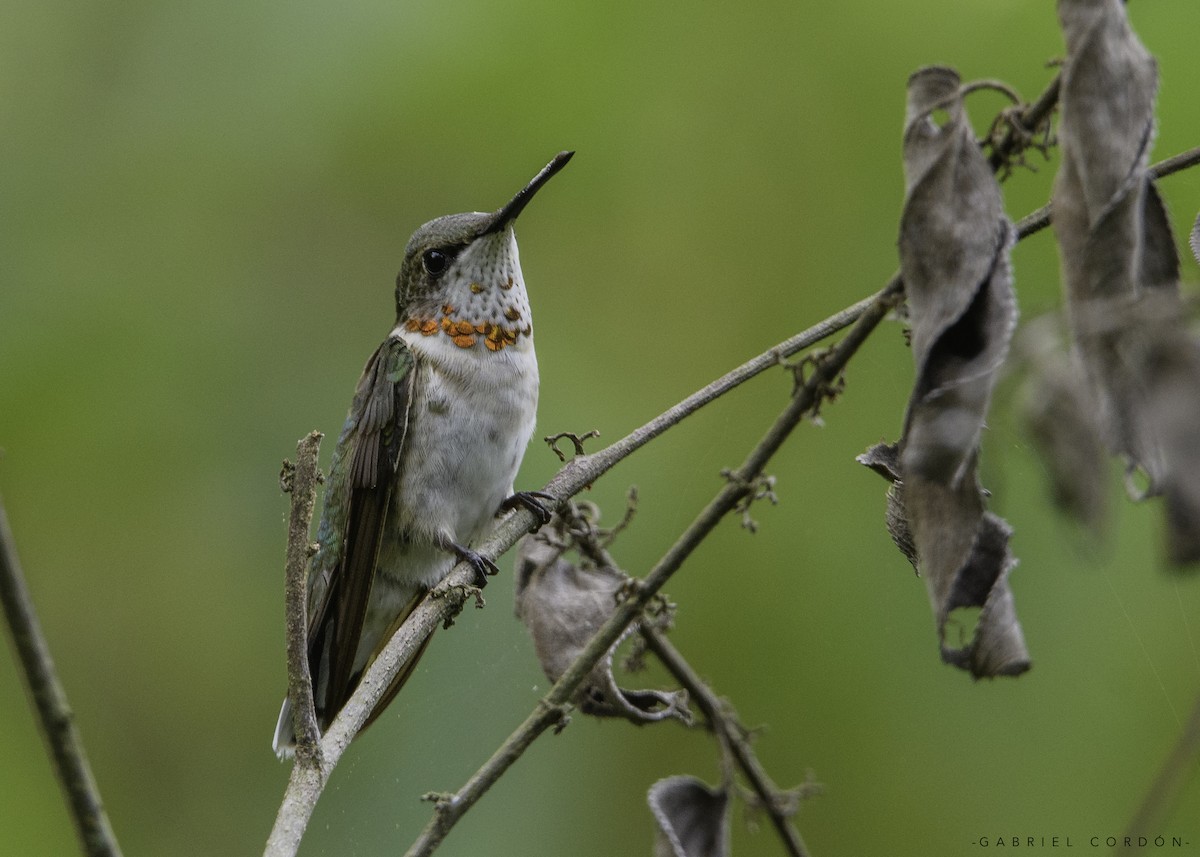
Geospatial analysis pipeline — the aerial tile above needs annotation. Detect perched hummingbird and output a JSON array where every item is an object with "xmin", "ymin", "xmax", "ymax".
[{"xmin": 273, "ymin": 152, "xmax": 573, "ymax": 757}]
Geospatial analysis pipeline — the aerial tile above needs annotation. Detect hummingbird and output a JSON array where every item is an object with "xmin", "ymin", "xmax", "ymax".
[{"xmin": 273, "ymin": 151, "xmax": 573, "ymax": 757}]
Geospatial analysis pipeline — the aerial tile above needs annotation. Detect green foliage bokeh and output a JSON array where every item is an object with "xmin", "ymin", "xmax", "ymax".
[{"xmin": 2, "ymin": 2, "xmax": 1200, "ymax": 855}]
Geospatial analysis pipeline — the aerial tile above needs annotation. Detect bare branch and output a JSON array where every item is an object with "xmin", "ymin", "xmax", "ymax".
[
  {"xmin": 641, "ymin": 628, "xmax": 813, "ymax": 857},
  {"xmin": 283, "ymin": 432, "xmax": 324, "ymax": 762},
  {"xmin": 1015, "ymin": 144, "xmax": 1200, "ymax": 240},
  {"xmin": 0, "ymin": 492, "xmax": 123, "ymax": 857}
]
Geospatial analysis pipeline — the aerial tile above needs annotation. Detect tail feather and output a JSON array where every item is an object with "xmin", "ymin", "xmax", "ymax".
[
  {"xmin": 360, "ymin": 625, "xmax": 433, "ymax": 733},
  {"xmin": 271, "ymin": 585, "xmax": 432, "ymax": 759},
  {"xmin": 272, "ymin": 698, "xmax": 296, "ymax": 760}
]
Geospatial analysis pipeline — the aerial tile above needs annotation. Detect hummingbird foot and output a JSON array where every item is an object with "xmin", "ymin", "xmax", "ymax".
[
  {"xmin": 500, "ymin": 491, "xmax": 557, "ymax": 527},
  {"xmin": 446, "ymin": 541, "xmax": 500, "ymax": 587}
]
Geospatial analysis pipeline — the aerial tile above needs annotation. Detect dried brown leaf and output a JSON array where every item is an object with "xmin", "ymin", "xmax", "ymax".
[
  {"xmin": 857, "ymin": 66, "xmax": 1029, "ymax": 676},
  {"xmin": 514, "ymin": 534, "xmax": 692, "ymax": 724},
  {"xmin": 1052, "ymin": 0, "xmax": 1177, "ymax": 469},
  {"xmin": 899, "ymin": 66, "xmax": 1018, "ymax": 486},
  {"xmin": 1052, "ymin": 0, "xmax": 1200, "ymax": 566}
]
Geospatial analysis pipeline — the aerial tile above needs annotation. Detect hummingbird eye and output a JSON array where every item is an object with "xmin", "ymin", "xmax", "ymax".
[{"xmin": 422, "ymin": 249, "xmax": 450, "ymax": 277}]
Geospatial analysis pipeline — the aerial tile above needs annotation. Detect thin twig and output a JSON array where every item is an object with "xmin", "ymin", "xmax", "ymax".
[
  {"xmin": 575, "ymin": 291, "xmax": 882, "ymax": 481},
  {"xmin": 1015, "ymin": 144, "xmax": 1200, "ymax": 241},
  {"xmin": 401, "ymin": 284, "xmax": 900, "ymax": 857},
  {"xmin": 641, "ymin": 628, "xmax": 811, "ymax": 857},
  {"xmin": 0, "ymin": 492, "xmax": 123, "ymax": 857},
  {"xmin": 567, "ymin": 508, "xmax": 810, "ymax": 857},
  {"xmin": 1150, "ymin": 144, "xmax": 1200, "ymax": 182}
]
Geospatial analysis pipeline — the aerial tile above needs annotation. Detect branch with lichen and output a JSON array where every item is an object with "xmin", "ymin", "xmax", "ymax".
[
  {"xmin": 264, "ymin": 432, "xmax": 326, "ymax": 856},
  {"xmin": 281, "ymin": 432, "xmax": 324, "ymax": 763}
]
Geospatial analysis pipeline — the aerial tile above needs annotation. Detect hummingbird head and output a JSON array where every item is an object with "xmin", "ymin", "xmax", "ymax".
[{"xmin": 395, "ymin": 151, "xmax": 572, "ymax": 353}]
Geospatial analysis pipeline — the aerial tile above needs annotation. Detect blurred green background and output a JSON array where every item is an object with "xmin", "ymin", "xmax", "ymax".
[{"xmin": 3, "ymin": 1, "xmax": 1200, "ymax": 855}]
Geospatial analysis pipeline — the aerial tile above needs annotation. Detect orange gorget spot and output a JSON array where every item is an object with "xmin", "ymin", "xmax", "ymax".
[{"xmin": 404, "ymin": 312, "xmax": 530, "ymax": 352}]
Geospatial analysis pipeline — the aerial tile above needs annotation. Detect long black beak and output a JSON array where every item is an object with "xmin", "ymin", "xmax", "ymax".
[{"xmin": 480, "ymin": 151, "xmax": 574, "ymax": 235}]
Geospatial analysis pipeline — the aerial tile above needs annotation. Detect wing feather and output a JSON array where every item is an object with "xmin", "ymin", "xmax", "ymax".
[{"xmin": 305, "ymin": 336, "xmax": 415, "ymax": 727}]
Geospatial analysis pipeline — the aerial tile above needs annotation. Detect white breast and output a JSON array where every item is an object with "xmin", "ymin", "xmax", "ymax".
[{"xmin": 378, "ymin": 330, "xmax": 539, "ymax": 589}]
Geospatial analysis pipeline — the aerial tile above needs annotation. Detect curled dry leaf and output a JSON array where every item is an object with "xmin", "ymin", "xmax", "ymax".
[
  {"xmin": 1052, "ymin": 0, "xmax": 1174, "ymax": 469},
  {"xmin": 857, "ymin": 66, "xmax": 1029, "ymax": 678},
  {"xmin": 514, "ymin": 533, "xmax": 692, "ymax": 724},
  {"xmin": 647, "ymin": 776, "xmax": 731, "ymax": 857},
  {"xmin": 1052, "ymin": 0, "xmax": 1200, "ymax": 565},
  {"xmin": 898, "ymin": 66, "xmax": 1018, "ymax": 485},
  {"xmin": 859, "ymin": 443, "xmax": 1029, "ymax": 677}
]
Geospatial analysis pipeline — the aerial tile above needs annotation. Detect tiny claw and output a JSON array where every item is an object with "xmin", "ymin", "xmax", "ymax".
[
  {"xmin": 501, "ymin": 490, "xmax": 557, "ymax": 527},
  {"xmin": 450, "ymin": 542, "xmax": 499, "ymax": 587}
]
